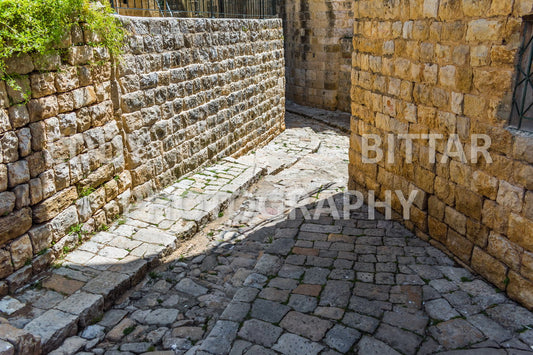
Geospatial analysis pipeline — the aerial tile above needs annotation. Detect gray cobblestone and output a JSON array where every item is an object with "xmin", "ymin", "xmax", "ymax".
[
  {"xmin": 272, "ymin": 333, "xmax": 324, "ymax": 355},
  {"xmin": 238, "ymin": 319, "xmax": 282, "ymax": 347},
  {"xmin": 29, "ymin": 112, "xmax": 533, "ymax": 354}
]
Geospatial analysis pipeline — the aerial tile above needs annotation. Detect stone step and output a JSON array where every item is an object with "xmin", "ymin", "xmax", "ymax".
[
  {"xmin": 236, "ymin": 126, "xmax": 321, "ymax": 175},
  {"xmin": 286, "ymin": 100, "xmax": 351, "ymax": 133},
  {"xmin": 0, "ymin": 158, "xmax": 266, "ymax": 353}
]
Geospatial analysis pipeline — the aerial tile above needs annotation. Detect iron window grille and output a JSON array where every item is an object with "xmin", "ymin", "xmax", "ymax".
[
  {"xmin": 109, "ymin": 0, "xmax": 278, "ymax": 19},
  {"xmin": 510, "ymin": 15, "xmax": 533, "ymax": 132}
]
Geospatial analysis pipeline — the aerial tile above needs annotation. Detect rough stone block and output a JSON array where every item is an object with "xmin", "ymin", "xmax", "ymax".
[
  {"xmin": 15, "ymin": 129, "xmax": 30, "ymax": 160},
  {"xmin": 471, "ymin": 171, "xmax": 498, "ymax": 200},
  {"xmin": 27, "ymin": 96, "xmax": 59, "ymax": 122},
  {"xmin": 7, "ymin": 105, "xmax": 30, "ymax": 129},
  {"xmin": 28, "ymin": 223, "xmax": 53, "ymax": 254},
  {"xmin": 0, "ymin": 323, "xmax": 40, "ymax": 355},
  {"xmin": 466, "ymin": 19, "xmax": 502, "ymax": 42},
  {"xmin": 30, "ymin": 72, "xmax": 56, "ymax": 98},
  {"xmin": 66, "ymin": 45, "xmax": 94, "ymax": 66},
  {"xmin": 508, "ymin": 213, "xmax": 533, "ymax": 252},
  {"xmin": 0, "ymin": 109, "xmax": 11, "ymax": 135},
  {"xmin": 487, "ymin": 232, "xmax": 521, "ymax": 270},
  {"xmin": 5, "ymin": 265, "xmax": 32, "ymax": 293},
  {"xmin": 496, "ymin": 181, "xmax": 524, "ymax": 214},
  {"xmin": 32, "ymin": 52, "xmax": 61, "ymax": 71},
  {"xmin": 1, "ymin": 131, "xmax": 19, "ymax": 163},
  {"xmin": 4, "ymin": 53, "xmax": 34, "ymax": 75},
  {"xmin": 471, "ymin": 247, "xmax": 507, "ymax": 290},
  {"xmin": 0, "ymin": 208, "xmax": 32, "ymax": 246},
  {"xmin": 446, "ymin": 229, "xmax": 473, "ymax": 263},
  {"xmin": 24, "ymin": 309, "xmax": 78, "ymax": 353},
  {"xmin": 72, "ymin": 86, "xmax": 97, "ymax": 109},
  {"xmin": 444, "ymin": 206, "xmax": 466, "ymax": 235},
  {"xmin": 32, "ymin": 186, "xmax": 77, "ymax": 223},
  {"xmin": 0, "ymin": 192, "xmax": 15, "ymax": 216},
  {"xmin": 6, "ymin": 77, "xmax": 30, "ymax": 104},
  {"xmin": 55, "ymin": 67, "xmax": 79, "ymax": 93},
  {"xmin": 0, "ymin": 165, "xmax": 6, "ymax": 192},
  {"xmin": 507, "ymin": 271, "xmax": 533, "ymax": 310},
  {"xmin": 50, "ymin": 205, "xmax": 79, "ymax": 236},
  {"xmin": 55, "ymin": 292, "xmax": 104, "ymax": 327},
  {"xmin": 0, "ymin": 249, "xmax": 13, "ymax": 279},
  {"xmin": 82, "ymin": 271, "xmax": 130, "ymax": 307},
  {"xmin": 9, "ymin": 234, "xmax": 33, "ymax": 270}
]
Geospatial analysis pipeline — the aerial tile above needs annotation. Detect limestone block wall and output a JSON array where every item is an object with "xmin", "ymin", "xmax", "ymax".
[
  {"xmin": 0, "ymin": 29, "xmax": 128, "ymax": 294},
  {"xmin": 0, "ymin": 17, "xmax": 285, "ymax": 292},
  {"xmin": 117, "ymin": 18, "xmax": 285, "ymax": 199},
  {"xmin": 349, "ymin": 0, "xmax": 533, "ymax": 308},
  {"xmin": 283, "ymin": 0, "xmax": 353, "ymax": 111}
]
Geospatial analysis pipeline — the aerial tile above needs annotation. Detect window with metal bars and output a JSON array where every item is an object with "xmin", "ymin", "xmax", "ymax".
[{"xmin": 510, "ymin": 15, "xmax": 533, "ymax": 132}]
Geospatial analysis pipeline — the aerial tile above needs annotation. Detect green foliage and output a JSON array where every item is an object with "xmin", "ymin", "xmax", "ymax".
[
  {"xmin": 0, "ymin": 0, "xmax": 124, "ymax": 75},
  {"xmin": 123, "ymin": 325, "xmax": 136, "ymax": 335},
  {"xmin": 69, "ymin": 223, "xmax": 83, "ymax": 235}
]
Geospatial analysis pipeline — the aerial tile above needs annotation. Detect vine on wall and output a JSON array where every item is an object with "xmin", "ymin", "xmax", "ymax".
[{"xmin": 0, "ymin": 0, "xmax": 124, "ymax": 79}]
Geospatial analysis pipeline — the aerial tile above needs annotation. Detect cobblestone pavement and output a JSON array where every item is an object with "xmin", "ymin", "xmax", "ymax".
[{"xmin": 47, "ymin": 112, "xmax": 533, "ymax": 354}]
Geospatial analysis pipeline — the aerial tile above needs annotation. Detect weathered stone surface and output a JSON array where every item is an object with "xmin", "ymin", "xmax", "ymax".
[
  {"xmin": 272, "ymin": 333, "xmax": 324, "ymax": 355},
  {"xmin": 80, "ymin": 324, "xmax": 105, "ymax": 340},
  {"xmin": 0, "ymin": 339, "xmax": 14, "ymax": 355},
  {"xmin": 319, "ymin": 280, "xmax": 351, "ymax": 308},
  {"xmin": 324, "ymin": 324, "xmax": 360, "ymax": 353},
  {"xmin": 0, "ymin": 208, "xmax": 32, "ymax": 246},
  {"xmin": 198, "ymin": 320, "xmax": 239, "ymax": 354},
  {"xmin": 9, "ymin": 234, "xmax": 32, "ymax": 270},
  {"xmin": 5, "ymin": 53, "xmax": 34, "ymax": 75},
  {"xmin": 0, "ymin": 296, "xmax": 25, "ymax": 316},
  {"xmin": 424, "ymin": 298, "xmax": 460, "ymax": 321},
  {"xmin": 24, "ymin": 309, "xmax": 78, "ymax": 352},
  {"xmin": 175, "ymin": 278, "xmax": 208, "ymax": 296},
  {"xmin": 145, "ymin": 308, "xmax": 179, "ymax": 325},
  {"xmin": 251, "ymin": 299, "xmax": 290, "ymax": 323},
  {"xmin": 27, "ymin": 96, "xmax": 58, "ymax": 122},
  {"xmin": 55, "ymin": 292, "xmax": 104, "ymax": 327},
  {"xmin": 0, "ymin": 323, "xmax": 40, "ymax": 354},
  {"xmin": 219, "ymin": 301, "xmax": 250, "ymax": 322},
  {"xmin": 43, "ymin": 274, "xmax": 84, "ymax": 295},
  {"xmin": 32, "ymin": 187, "xmax": 77, "ymax": 223},
  {"xmin": 7, "ymin": 160, "xmax": 29, "ymax": 188},
  {"xmin": 357, "ymin": 335, "xmax": 401, "ymax": 355},
  {"xmin": 429, "ymin": 319, "xmax": 484, "ymax": 349},
  {"xmin": 279, "ymin": 311, "xmax": 331, "ymax": 342},
  {"xmin": 83, "ymin": 271, "xmax": 130, "ymax": 303},
  {"xmin": 238, "ymin": 319, "xmax": 282, "ymax": 347},
  {"xmin": 0, "ymin": 192, "xmax": 15, "ymax": 216}
]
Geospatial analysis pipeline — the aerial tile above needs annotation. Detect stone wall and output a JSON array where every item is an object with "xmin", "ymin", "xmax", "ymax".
[
  {"xmin": 118, "ymin": 18, "xmax": 285, "ymax": 199},
  {"xmin": 349, "ymin": 0, "xmax": 533, "ymax": 308},
  {"xmin": 0, "ymin": 17, "xmax": 284, "ymax": 291},
  {"xmin": 283, "ymin": 0, "xmax": 353, "ymax": 111}
]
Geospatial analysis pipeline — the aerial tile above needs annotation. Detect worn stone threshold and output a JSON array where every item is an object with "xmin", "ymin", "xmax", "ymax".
[
  {"xmin": 286, "ymin": 100, "xmax": 351, "ymax": 134},
  {"xmin": 0, "ymin": 123, "xmax": 325, "ymax": 354}
]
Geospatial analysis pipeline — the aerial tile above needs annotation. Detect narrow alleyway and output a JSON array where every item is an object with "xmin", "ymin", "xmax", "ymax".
[{"xmin": 21, "ymin": 109, "xmax": 533, "ymax": 354}]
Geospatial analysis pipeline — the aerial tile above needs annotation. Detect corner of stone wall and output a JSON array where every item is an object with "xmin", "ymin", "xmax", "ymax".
[{"xmin": 349, "ymin": 0, "xmax": 533, "ymax": 309}]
